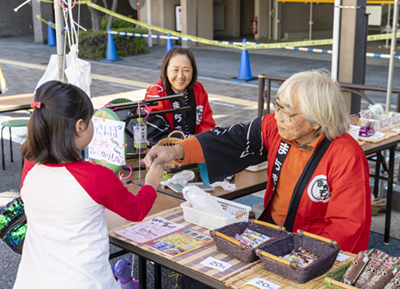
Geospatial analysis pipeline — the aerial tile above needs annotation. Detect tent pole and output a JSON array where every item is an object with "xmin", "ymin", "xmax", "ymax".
[
  {"xmin": 386, "ymin": 0, "xmax": 399, "ymax": 111},
  {"xmin": 54, "ymin": 0, "xmax": 65, "ymax": 81},
  {"xmin": 331, "ymin": 0, "xmax": 341, "ymax": 82}
]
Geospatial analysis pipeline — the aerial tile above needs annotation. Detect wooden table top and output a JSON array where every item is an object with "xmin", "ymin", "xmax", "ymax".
[
  {"xmin": 109, "ymin": 205, "xmax": 355, "ymax": 289},
  {"xmin": 124, "ymin": 158, "xmax": 268, "ymax": 200}
]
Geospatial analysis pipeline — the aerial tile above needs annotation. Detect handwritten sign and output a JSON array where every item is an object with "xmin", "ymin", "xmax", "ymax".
[
  {"xmin": 245, "ymin": 278, "xmax": 280, "ymax": 289},
  {"xmin": 88, "ymin": 117, "xmax": 126, "ymax": 166},
  {"xmin": 200, "ymin": 257, "xmax": 232, "ymax": 272},
  {"xmin": 114, "ymin": 216, "xmax": 186, "ymax": 244}
]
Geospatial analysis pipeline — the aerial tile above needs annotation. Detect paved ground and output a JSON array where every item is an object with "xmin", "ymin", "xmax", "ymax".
[{"xmin": 1, "ymin": 36, "xmax": 400, "ymax": 288}]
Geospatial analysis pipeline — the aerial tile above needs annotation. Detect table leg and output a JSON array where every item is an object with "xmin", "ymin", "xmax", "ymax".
[
  {"xmin": 154, "ymin": 263, "xmax": 162, "ymax": 289},
  {"xmin": 139, "ymin": 256, "xmax": 147, "ymax": 289},
  {"xmin": 384, "ymin": 146, "xmax": 395, "ymax": 244},
  {"xmin": 374, "ymin": 157, "xmax": 381, "ymax": 198}
]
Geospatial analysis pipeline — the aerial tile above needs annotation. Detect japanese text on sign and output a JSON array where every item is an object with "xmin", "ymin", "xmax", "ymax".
[{"xmin": 88, "ymin": 117, "xmax": 126, "ymax": 166}]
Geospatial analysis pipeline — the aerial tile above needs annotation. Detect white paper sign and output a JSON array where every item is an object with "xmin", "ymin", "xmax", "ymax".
[
  {"xmin": 114, "ymin": 216, "xmax": 186, "ymax": 244},
  {"xmin": 200, "ymin": 257, "xmax": 232, "ymax": 272},
  {"xmin": 88, "ymin": 117, "xmax": 126, "ymax": 166},
  {"xmin": 245, "ymin": 278, "xmax": 280, "ymax": 289},
  {"xmin": 336, "ymin": 252, "xmax": 350, "ymax": 262}
]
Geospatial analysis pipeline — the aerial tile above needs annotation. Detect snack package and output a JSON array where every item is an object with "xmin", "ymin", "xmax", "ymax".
[
  {"xmin": 341, "ymin": 251, "xmax": 372, "ymax": 285},
  {"xmin": 373, "ymin": 114, "xmax": 391, "ymax": 132},
  {"xmin": 281, "ymin": 247, "xmax": 318, "ymax": 268},
  {"xmin": 359, "ymin": 118, "xmax": 380, "ymax": 132},
  {"xmin": 349, "ymin": 114, "xmax": 360, "ymax": 126},
  {"xmin": 234, "ymin": 228, "xmax": 271, "ymax": 248},
  {"xmin": 369, "ymin": 104, "xmax": 385, "ymax": 115},
  {"xmin": 354, "ymin": 250, "xmax": 389, "ymax": 288},
  {"xmin": 360, "ymin": 109, "xmax": 373, "ymax": 119},
  {"xmin": 383, "ymin": 271, "xmax": 400, "ymax": 289},
  {"xmin": 359, "ymin": 119, "xmax": 376, "ymax": 137},
  {"xmin": 363, "ymin": 262, "xmax": 397, "ymax": 289}
]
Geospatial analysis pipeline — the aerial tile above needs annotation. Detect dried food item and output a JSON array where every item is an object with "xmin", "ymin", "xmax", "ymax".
[{"xmin": 341, "ymin": 251, "xmax": 370, "ymax": 285}]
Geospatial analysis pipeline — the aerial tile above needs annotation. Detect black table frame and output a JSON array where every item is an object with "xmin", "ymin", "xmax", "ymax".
[{"xmin": 363, "ymin": 138, "xmax": 400, "ymax": 244}]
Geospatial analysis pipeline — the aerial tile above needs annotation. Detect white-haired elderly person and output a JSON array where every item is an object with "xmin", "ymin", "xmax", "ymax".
[{"xmin": 145, "ymin": 69, "xmax": 371, "ymax": 254}]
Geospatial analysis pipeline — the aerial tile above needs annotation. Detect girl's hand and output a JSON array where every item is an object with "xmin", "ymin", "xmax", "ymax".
[
  {"xmin": 145, "ymin": 162, "xmax": 164, "ymax": 190},
  {"xmin": 144, "ymin": 144, "xmax": 184, "ymax": 167}
]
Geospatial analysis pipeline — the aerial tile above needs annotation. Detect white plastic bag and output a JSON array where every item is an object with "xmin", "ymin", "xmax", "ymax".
[
  {"xmin": 182, "ymin": 186, "xmax": 231, "ymax": 218},
  {"xmin": 160, "ymin": 170, "xmax": 195, "ymax": 186},
  {"xmin": 211, "ymin": 181, "xmax": 236, "ymax": 191},
  {"xmin": 34, "ymin": 45, "xmax": 91, "ymax": 97},
  {"xmin": 34, "ymin": 3, "xmax": 91, "ymax": 97}
]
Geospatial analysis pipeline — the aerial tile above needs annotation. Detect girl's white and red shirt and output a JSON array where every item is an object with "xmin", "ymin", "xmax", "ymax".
[{"xmin": 14, "ymin": 160, "xmax": 156, "ymax": 289}]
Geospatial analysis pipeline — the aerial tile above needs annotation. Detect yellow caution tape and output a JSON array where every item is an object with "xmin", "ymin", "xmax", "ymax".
[
  {"xmin": 367, "ymin": 33, "xmax": 400, "ymax": 41},
  {"xmin": 39, "ymin": 0, "xmax": 91, "ymax": 3},
  {"xmin": 276, "ymin": 0, "xmax": 396, "ymax": 3},
  {"xmin": 36, "ymin": 15, "xmax": 56, "ymax": 29},
  {"xmin": 34, "ymin": 1, "xmax": 388, "ymax": 51},
  {"xmin": 86, "ymin": 2, "xmax": 243, "ymax": 50}
]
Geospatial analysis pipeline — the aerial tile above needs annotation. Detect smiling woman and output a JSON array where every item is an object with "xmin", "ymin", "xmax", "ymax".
[{"xmin": 144, "ymin": 48, "xmax": 216, "ymax": 143}]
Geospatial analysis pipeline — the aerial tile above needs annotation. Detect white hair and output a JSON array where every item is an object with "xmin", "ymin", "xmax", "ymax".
[{"xmin": 277, "ymin": 69, "xmax": 349, "ymax": 140}]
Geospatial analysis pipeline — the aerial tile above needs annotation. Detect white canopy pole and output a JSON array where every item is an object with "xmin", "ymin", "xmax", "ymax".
[
  {"xmin": 385, "ymin": 0, "xmax": 399, "ymax": 111},
  {"xmin": 147, "ymin": 0, "xmax": 153, "ymax": 47},
  {"xmin": 54, "ymin": 0, "xmax": 65, "ymax": 81},
  {"xmin": 331, "ymin": 0, "xmax": 341, "ymax": 82}
]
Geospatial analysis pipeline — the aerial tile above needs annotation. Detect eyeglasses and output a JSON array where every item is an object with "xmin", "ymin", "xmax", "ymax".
[{"xmin": 272, "ymin": 99, "xmax": 302, "ymax": 122}]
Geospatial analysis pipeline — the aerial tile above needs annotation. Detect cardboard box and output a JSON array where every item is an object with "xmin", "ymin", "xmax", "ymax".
[{"xmin": 372, "ymin": 114, "xmax": 391, "ymax": 132}]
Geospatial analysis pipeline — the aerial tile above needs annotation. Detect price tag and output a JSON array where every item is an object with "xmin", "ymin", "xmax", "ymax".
[
  {"xmin": 336, "ymin": 252, "xmax": 350, "ymax": 262},
  {"xmin": 200, "ymin": 257, "xmax": 232, "ymax": 272},
  {"xmin": 245, "ymin": 278, "xmax": 280, "ymax": 289}
]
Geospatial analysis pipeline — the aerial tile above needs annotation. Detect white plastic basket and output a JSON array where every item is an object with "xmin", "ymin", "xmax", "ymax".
[
  {"xmin": 180, "ymin": 197, "xmax": 251, "ymax": 230},
  {"xmin": 348, "ymin": 125, "xmax": 360, "ymax": 141}
]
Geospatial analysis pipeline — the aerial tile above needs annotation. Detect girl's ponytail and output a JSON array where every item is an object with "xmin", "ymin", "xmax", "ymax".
[{"xmin": 21, "ymin": 81, "xmax": 93, "ymax": 164}]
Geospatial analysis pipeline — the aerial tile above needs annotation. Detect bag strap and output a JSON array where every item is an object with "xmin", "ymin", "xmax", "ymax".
[
  {"xmin": 258, "ymin": 137, "xmax": 332, "ymax": 230},
  {"xmin": 283, "ymin": 137, "xmax": 332, "ymax": 231}
]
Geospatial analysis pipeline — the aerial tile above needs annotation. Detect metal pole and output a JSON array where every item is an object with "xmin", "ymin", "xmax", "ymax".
[
  {"xmin": 54, "ymin": 0, "xmax": 65, "ymax": 81},
  {"xmin": 273, "ymin": 0, "xmax": 279, "ymax": 41},
  {"xmin": 309, "ymin": 2, "xmax": 313, "ymax": 40},
  {"xmin": 385, "ymin": 0, "xmax": 399, "ymax": 111},
  {"xmin": 331, "ymin": 0, "xmax": 341, "ymax": 82},
  {"xmin": 268, "ymin": 0, "xmax": 272, "ymax": 39},
  {"xmin": 147, "ymin": 0, "xmax": 152, "ymax": 47},
  {"xmin": 385, "ymin": 4, "xmax": 392, "ymax": 49}
]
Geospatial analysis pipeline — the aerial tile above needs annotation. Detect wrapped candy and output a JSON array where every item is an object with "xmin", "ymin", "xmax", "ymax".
[
  {"xmin": 341, "ymin": 250, "xmax": 374, "ymax": 285},
  {"xmin": 384, "ymin": 271, "xmax": 400, "ymax": 289},
  {"xmin": 353, "ymin": 250, "xmax": 389, "ymax": 288},
  {"xmin": 362, "ymin": 262, "xmax": 397, "ymax": 289}
]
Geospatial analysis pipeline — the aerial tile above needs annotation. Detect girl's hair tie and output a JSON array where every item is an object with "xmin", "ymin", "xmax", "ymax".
[{"xmin": 31, "ymin": 102, "xmax": 42, "ymax": 109}]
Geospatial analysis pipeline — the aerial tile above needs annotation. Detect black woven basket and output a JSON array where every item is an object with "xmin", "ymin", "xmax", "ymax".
[
  {"xmin": 255, "ymin": 230, "xmax": 341, "ymax": 283},
  {"xmin": 210, "ymin": 220, "xmax": 289, "ymax": 263}
]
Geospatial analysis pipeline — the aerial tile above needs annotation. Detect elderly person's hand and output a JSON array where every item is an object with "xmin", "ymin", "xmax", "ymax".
[{"xmin": 144, "ymin": 144, "xmax": 185, "ymax": 167}]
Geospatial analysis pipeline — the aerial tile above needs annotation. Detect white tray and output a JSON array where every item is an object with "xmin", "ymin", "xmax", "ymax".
[{"xmin": 181, "ymin": 197, "xmax": 251, "ymax": 230}]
